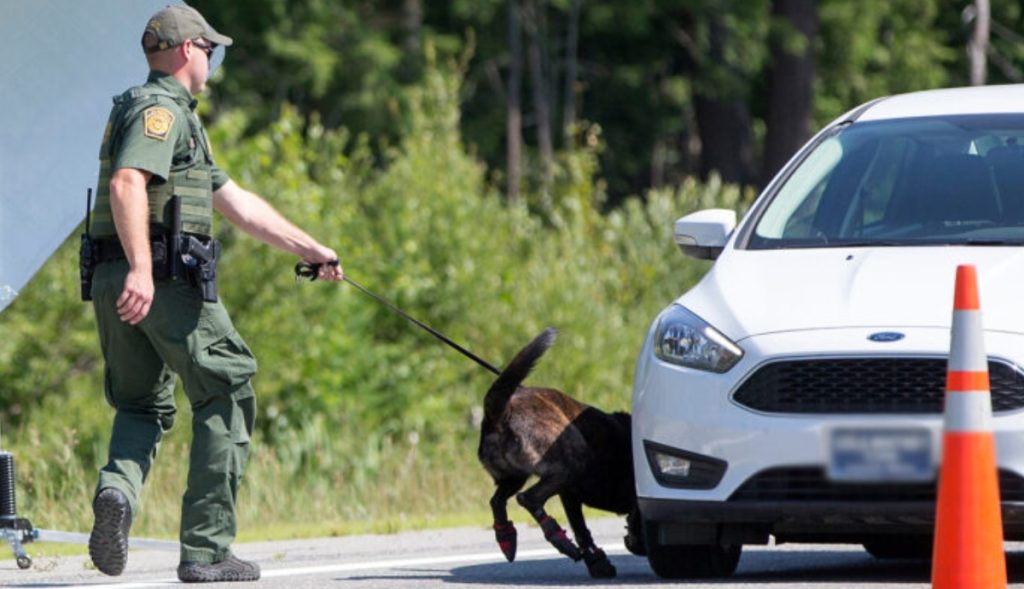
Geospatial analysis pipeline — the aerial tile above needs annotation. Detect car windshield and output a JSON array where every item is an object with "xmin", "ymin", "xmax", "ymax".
[{"xmin": 749, "ymin": 114, "xmax": 1024, "ymax": 249}]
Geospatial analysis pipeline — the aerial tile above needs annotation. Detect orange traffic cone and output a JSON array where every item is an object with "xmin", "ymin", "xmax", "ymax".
[{"xmin": 932, "ymin": 264, "xmax": 1006, "ymax": 589}]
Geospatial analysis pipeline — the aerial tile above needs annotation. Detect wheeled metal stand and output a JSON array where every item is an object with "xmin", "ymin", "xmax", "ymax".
[
  {"xmin": 1, "ymin": 451, "xmax": 32, "ymax": 569},
  {"xmin": 1, "ymin": 518, "xmax": 33, "ymax": 570}
]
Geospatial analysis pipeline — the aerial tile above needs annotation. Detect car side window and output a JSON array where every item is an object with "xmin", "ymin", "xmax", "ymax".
[{"xmin": 756, "ymin": 137, "xmax": 843, "ymax": 240}]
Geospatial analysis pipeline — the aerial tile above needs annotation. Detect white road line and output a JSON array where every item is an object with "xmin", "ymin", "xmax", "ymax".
[{"xmin": 55, "ymin": 543, "xmax": 626, "ymax": 588}]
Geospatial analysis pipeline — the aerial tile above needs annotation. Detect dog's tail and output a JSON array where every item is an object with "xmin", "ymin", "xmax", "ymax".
[{"xmin": 483, "ymin": 327, "xmax": 557, "ymax": 422}]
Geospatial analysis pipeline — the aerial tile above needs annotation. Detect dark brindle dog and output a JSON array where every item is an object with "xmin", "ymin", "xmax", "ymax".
[{"xmin": 478, "ymin": 328, "xmax": 644, "ymax": 578}]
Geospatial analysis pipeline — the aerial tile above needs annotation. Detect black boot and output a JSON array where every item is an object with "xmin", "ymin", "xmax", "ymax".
[
  {"xmin": 177, "ymin": 553, "xmax": 261, "ymax": 583},
  {"xmin": 89, "ymin": 488, "xmax": 132, "ymax": 576}
]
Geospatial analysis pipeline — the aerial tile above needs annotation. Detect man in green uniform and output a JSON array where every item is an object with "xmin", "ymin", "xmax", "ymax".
[{"xmin": 86, "ymin": 4, "xmax": 343, "ymax": 582}]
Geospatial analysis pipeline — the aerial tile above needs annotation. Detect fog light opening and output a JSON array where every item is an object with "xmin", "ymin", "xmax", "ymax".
[
  {"xmin": 644, "ymin": 440, "xmax": 728, "ymax": 490},
  {"xmin": 655, "ymin": 453, "xmax": 692, "ymax": 478}
]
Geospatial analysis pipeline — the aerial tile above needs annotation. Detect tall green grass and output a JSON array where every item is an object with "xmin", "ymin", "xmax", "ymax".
[{"xmin": 0, "ymin": 57, "xmax": 750, "ymax": 542}]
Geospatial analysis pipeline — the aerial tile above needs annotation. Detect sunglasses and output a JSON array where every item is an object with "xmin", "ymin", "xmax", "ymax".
[{"xmin": 192, "ymin": 39, "xmax": 215, "ymax": 61}]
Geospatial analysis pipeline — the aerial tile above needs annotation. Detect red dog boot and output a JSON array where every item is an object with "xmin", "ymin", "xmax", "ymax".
[
  {"xmin": 538, "ymin": 516, "xmax": 582, "ymax": 561},
  {"xmin": 493, "ymin": 521, "xmax": 518, "ymax": 562}
]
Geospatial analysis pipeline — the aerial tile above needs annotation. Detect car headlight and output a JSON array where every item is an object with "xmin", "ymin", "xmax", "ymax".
[{"xmin": 653, "ymin": 305, "xmax": 743, "ymax": 372}]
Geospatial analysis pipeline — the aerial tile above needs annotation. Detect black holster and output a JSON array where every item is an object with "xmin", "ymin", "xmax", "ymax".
[{"xmin": 180, "ymin": 236, "xmax": 220, "ymax": 303}]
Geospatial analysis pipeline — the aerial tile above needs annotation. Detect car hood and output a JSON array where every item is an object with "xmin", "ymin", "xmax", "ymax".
[{"xmin": 679, "ymin": 246, "xmax": 1024, "ymax": 341}]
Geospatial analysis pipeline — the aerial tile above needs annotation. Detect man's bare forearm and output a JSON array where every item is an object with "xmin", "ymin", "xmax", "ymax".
[
  {"xmin": 109, "ymin": 168, "xmax": 153, "ymax": 272},
  {"xmin": 108, "ymin": 167, "xmax": 156, "ymax": 325},
  {"xmin": 213, "ymin": 180, "xmax": 335, "ymax": 261}
]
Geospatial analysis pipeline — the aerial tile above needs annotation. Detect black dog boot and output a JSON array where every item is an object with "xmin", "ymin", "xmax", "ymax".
[
  {"xmin": 582, "ymin": 546, "xmax": 616, "ymax": 578},
  {"xmin": 538, "ymin": 516, "xmax": 582, "ymax": 561},
  {"xmin": 494, "ymin": 521, "xmax": 518, "ymax": 561},
  {"xmin": 89, "ymin": 488, "xmax": 132, "ymax": 576},
  {"xmin": 177, "ymin": 553, "xmax": 261, "ymax": 583}
]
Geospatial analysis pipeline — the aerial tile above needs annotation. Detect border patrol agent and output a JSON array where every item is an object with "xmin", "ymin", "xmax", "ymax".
[{"xmin": 85, "ymin": 4, "xmax": 344, "ymax": 582}]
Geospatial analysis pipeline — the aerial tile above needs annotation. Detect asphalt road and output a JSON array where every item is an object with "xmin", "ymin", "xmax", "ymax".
[{"xmin": 4, "ymin": 517, "xmax": 1024, "ymax": 588}]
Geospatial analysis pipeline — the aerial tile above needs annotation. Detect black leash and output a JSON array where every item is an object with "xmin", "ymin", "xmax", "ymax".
[{"xmin": 295, "ymin": 261, "xmax": 501, "ymax": 375}]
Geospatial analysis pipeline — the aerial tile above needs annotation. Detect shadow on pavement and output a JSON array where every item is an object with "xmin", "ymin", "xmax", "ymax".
[{"xmin": 339, "ymin": 549, "xmax": 1024, "ymax": 585}]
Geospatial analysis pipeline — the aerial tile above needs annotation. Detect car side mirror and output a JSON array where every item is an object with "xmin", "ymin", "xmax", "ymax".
[{"xmin": 674, "ymin": 209, "xmax": 737, "ymax": 260}]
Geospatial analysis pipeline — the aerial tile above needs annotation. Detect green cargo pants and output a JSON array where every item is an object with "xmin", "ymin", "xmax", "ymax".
[{"xmin": 91, "ymin": 260, "xmax": 257, "ymax": 563}]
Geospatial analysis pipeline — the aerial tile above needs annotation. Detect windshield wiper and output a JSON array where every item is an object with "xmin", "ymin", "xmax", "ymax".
[
  {"xmin": 830, "ymin": 241, "xmax": 906, "ymax": 247},
  {"xmin": 961, "ymin": 239, "xmax": 1024, "ymax": 246}
]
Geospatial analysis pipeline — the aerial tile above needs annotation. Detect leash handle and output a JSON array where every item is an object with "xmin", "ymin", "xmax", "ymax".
[
  {"xmin": 295, "ymin": 259, "xmax": 339, "ymax": 282},
  {"xmin": 293, "ymin": 262, "xmax": 501, "ymax": 375}
]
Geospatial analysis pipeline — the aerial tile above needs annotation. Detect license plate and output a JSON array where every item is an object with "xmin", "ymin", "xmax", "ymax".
[{"xmin": 827, "ymin": 428, "xmax": 934, "ymax": 482}]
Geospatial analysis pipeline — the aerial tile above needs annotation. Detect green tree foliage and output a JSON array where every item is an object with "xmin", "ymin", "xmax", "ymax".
[
  {"xmin": 189, "ymin": 0, "xmax": 999, "ymax": 203},
  {"xmin": 816, "ymin": 0, "xmax": 954, "ymax": 124},
  {"xmin": 193, "ymin": 1, "xmax": 406, "ymax": 135}
]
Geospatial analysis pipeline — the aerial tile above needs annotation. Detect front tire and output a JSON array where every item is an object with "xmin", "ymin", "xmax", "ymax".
[{"xmin": 643, "ymin": 520, "xmax": 741, "ymax": 578}]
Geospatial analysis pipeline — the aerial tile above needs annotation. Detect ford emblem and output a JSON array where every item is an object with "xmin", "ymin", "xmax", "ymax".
[{"xmin": 868, "ymin": 332, "xmax": 905, "ymax": 343}]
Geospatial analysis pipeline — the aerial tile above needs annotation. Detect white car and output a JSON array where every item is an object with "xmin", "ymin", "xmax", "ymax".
[{"xmin": 632, "ymin": 85, "xmax": 1024, "ymax": 579}]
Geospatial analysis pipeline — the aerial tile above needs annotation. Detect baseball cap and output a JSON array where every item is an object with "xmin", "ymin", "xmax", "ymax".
[{"xmin": 141, "ymin": 4, "xmax": 233, "ymax": 54}]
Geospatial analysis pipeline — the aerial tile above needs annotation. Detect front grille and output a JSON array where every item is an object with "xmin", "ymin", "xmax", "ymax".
[
  {"xmin": 732, "ymin": 358, "xmax": 1024, "ymax": 414},
  {"xmin": 729, "ymin": 467, "xmax": 1024, "ymax": 502}
]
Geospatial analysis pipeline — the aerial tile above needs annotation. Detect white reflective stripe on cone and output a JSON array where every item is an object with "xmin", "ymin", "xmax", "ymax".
[
  {"xmin": 944, "ymin": 391, "xmax": 994, "ymax": 433},
  {"xmin": 949, "ymin": 311, "xmax": 987, "ymax": 372}
]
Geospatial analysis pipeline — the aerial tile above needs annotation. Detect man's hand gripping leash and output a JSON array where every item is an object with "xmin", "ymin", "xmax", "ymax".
[
  {"xmin": 294, "ymin": 259, "xmax": 342, "ymax": 282},
  {"xmin": 294, "ymin": 260, "xmax": 346, "ymax": 282}
]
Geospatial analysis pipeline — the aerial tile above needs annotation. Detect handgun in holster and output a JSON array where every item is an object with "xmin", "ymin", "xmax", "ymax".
[
  {"xmin": 182, "ymin": 236, "xmax": 220, "ymax": 303},
  {"xmin": 169, "ymin": 195, "xmax": 220, "ymax": 303}
]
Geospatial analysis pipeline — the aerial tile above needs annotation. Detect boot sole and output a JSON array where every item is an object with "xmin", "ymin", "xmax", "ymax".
[
  {"xmin": 88, "ymin": 492, "xmax": 130, "ymax": 576},
  {"xmin": 178, "ymin": 564, "xmax": 261, "ymax": 582}
]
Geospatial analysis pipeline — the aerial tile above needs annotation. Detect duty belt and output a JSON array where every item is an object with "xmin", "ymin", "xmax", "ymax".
[
  {"xmin": 92, "ymin": 238, "xmax": 136, "ymax": 263},
  {"xmin": 93, "ymin": 236, "xmax": 202, "ymax": 264},
  {"xmin": 90, "ymin": 235, "xmax": 220, "ymax": 303}
]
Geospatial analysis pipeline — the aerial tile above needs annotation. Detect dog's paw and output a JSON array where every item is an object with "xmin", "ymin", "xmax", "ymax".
[
  {"xmin": 583, "ymin": 547, "xmax": 617, "ymax": 578},
  {"xmin": 493, "ymin": 521, "xmax": 518, "ymax": 562},
  {"xmin": 538, "ymin": 516, "xmax": 582, "ymax": 561}
]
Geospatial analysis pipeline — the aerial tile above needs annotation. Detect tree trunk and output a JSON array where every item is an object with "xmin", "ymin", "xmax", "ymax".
[
  {"xmin": 563, "ymin": 0, "xmax": 582, "ymax": 144},
  {"xmin": 401, "ymin": 0, "xmax": 422, "ymax": 54},
  {"xmin": 694, "ymin": 96, "xmax": 755, "ymax": 186},
  {"xmin": 968, "ymin": 0, "xmax": 990, "ymax": 86},
  {"xmin": 399, "ymin": 0, "xmax": 423, "ymax": 82},
  {"xmin": 525, "ymin": 0, "xmax": 554, "ymax": 204},
  {"xmin": 651, "ymin": 138, "xmax": 667, "ymax": 188},
  {"xmin": 761, "ymin": 0, "xmax": 818, "ymax": 187},
  {"xmin": 693, "ymin": 16, "xmax": 756, "ymax": 187},
  {"xmin": 507, "ymin": 0, "xmax": 524, "ymax": 203}
]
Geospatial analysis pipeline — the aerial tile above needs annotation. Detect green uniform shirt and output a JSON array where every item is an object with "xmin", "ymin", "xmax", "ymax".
[{"xmin": 93, "ymin": 71, "xmax": 229, "ymax": 238}]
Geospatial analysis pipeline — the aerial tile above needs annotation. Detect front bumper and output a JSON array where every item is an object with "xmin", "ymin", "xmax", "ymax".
[
  {"xmin": 632, "ymin": 327, "xmax": 1024, "ymax": 542},
  {"xmin": 638, "ymin": 497, "xmax": 1024, "ymax": 543}
]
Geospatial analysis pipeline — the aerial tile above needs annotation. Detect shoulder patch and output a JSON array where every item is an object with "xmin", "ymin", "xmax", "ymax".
[{"xmin": 143, "ymin": 107, "xmax": 175, "ymax": 141}]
